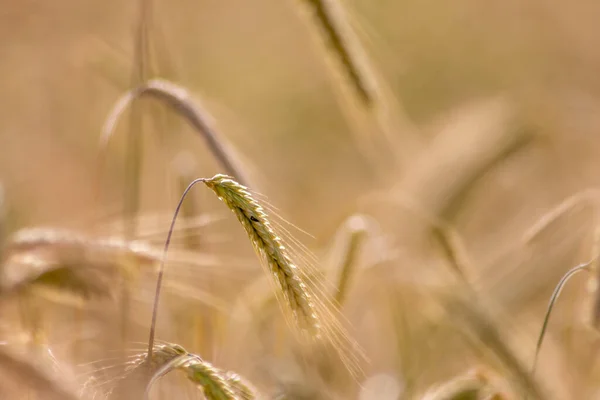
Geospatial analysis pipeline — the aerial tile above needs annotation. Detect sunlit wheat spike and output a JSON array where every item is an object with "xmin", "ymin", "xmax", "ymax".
[
  {"xmin": 223, "ymin": 371, "xmax": 259, "ymax": 400},
  {"xmin": 101, "ymin": 78, "xmax": 250, "ymax": 187},
  {"xmin": 180, "ymin": 356, "xmax": 240, "ymax": 400},
  {"xmin": 143, "ymin": 344, "xmax": 256, "ymax": 400},
  {"xmin": 149, "ymin": 175, "xmax": 363, "ymax": 376},
  {"xmin": 203, "ymin": 174, "xmax": 321, "ymax": 338},
  {"xmin": 0, "ymin": 347, "xmax": 81, "ymax": 400}
]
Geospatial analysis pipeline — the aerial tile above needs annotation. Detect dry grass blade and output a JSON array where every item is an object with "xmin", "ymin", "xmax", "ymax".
[
  {"xmin": 0, "ymin": 346, "xmax": 81, "ymax": 400},
  {"xmin": 100, "ymin": 79, "xmax": 250, "ymax": 187},
  {"xmin": 0, "ymin": 254, "xmax": 114, "ymax": 300}
]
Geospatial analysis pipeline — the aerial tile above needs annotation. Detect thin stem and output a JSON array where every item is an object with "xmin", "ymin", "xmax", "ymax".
[
  {"xmin": 531, "ymin": 261, "xmax": 592, "ymax": 375},
  {"xmin": 147, "ymin": 178, "xmax": 206, "ymax": 360}
]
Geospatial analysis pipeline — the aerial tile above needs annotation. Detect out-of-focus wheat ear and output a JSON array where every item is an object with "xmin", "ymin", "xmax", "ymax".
[
  {"xmin": 289, "ymin": 0, "xmax": 420, "ymax": 168},
  {"xmin": 0, "ymin": 253, "xmax": 116, "ymax": 301},
  {"xmin": 292, "ymin": 0, "xmax": 377, "ymax": 107},
  {"xmin": 0, "ymin": 347, "xmax": 82, "ymax": 400},
  {"xmin": 333, "ymin": 215, "xmax": 368, "ymax": 306},
  {"xmin": 532, "ymin": 261, "xmax": 591, "ymax": 377},
  {"xmin": 100, "ymin": 78, "xmax": 250, "ymax": 187},
  {"xmin": 1, "ymin": 228, "xmax": 162, "ymax": 301}
]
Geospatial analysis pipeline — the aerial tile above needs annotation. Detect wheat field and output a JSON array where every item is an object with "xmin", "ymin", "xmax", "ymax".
[{"xmin": 2, "ymin": 0, "xmax": 600, "ymax": 399}]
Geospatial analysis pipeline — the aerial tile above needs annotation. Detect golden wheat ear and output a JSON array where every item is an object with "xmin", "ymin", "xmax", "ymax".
[
  {"xmin": 148, "ymin": 175, "xmax": 320, "ymax": 355},
  {"xmin": 142, "ymin": 343, "xmax": 259, "ymax": 400},
  {"xmin": 148, "ymin": 174, "xmax": 365, "ymax": 376}
]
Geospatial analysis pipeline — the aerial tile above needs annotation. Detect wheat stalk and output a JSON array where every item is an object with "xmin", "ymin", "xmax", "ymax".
[
  {"xmin": 531, "ymin": 261, "xmax": 591, "ymax": 376},
  {"xmin": 333, "ymin": 215, "xmax": 368, "ymax": 306}
]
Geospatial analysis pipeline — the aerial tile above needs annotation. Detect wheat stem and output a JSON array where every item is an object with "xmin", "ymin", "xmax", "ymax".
[{"xmin": 531, "ymin": 261, "xmax": 591, "ymax": 376}]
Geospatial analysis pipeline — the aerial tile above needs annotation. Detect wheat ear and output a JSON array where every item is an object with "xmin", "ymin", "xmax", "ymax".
[
  {"xmin": 203, "ymin": 175, "xmax": 320, "ymax": 336},
  {"xmin": 293, "ymin": 0, "xmax": 377, "ymax": 107},
  {"xmin": 148, "ymin": 175, "xmax": 320, "ymax": 359},
  {"xmin": 142, "ymin": 343, "xmax": 257, "ymax": 400}
]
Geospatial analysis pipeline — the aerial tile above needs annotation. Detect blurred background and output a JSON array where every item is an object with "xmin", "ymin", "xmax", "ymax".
[{"xmin": 2, "ymin": 0, "xmax": 600, "ymax": 399}]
